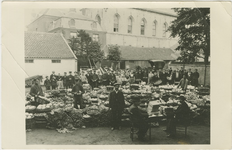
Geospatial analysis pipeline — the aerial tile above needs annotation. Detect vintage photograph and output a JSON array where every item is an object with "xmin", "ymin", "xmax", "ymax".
[{"xmin": 24, "ymin": 8, "xmax": 210, "ymax": 144}]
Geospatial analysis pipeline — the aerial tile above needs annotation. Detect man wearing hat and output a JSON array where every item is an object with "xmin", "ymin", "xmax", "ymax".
[
  {"xmin": 72, "ymin": 79, "xmax": 84, "ymax": 109},
  {"xmin": 67, "ymin": 71, "xmax": 75, "ymax": 88},
  {"xmin": 62, "ymin": 72, "xmax": 68, "ymax": 89},
  {"xmin": 177, "ymin": 75, "xmax": 189, "ymax": 91},
  {"xmin": 44, "ymin": 76, "xmax": 51, "ymax": 90},
  {"xmin": 129, "ymin": 96, "xmax": 149, "ymax": 141},
  {"xmin": 164, "ymin": 96, "xmax": 190, "ymax": 137},
  {"xmin": 109, "ymin": 83, "xmax": 125, "ymax": 130},
  {"xmin": 50, "ymin": 71, "xmax": 57, "ymax": 90},
  {"xmin": 101, "ymin": 72, "xmax": 109, "ymax": 86},
  {"xmin": 108, "ymin": 70, "xmax": 116, "ymax": 86},
  {"xmin": 91, "ymin": 69, "xmax": 99, "ymax": 88}
]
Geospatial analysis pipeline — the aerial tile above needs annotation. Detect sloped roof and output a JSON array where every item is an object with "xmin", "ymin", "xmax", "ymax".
[
  {"xmin": 25, "ymin": 32, "xmax": 76, "ymax": 59},
  {"xmin": 133, "ymin": 8, "xmax": 177, "ymax": 17},
  {"xmin": 119, "ymin": 46, "xmax": 176, "ymax": 61}
]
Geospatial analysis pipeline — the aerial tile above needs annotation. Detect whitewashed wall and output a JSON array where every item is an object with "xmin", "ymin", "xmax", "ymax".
[{"xmin": 25, "ymin": 59, "xmax": 77, "ymax": 78}]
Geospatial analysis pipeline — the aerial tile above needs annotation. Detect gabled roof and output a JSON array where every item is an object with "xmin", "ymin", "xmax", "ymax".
[
  {"xmin": 25, "ymin": 31, "xmax": 76, "ymax": 59},
  {"xmin": 133, "ymin": 8, "xmax": 177, "ymax": 17},
  {"xmin": 119, "ymin": 46, "xmax": 177, "ymax": 61}
]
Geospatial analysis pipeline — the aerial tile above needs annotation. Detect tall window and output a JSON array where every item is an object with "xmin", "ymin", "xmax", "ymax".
[
  {"xmin": 128, "ymin": 17, "xmax": 133, "ymax": 34},
  {"xmin": 92, "ymin": 34, "xmax": 99, "ymax": 42},
  {"xmin": 141, "ymin": 19, "xmax": 146, "ymax": 35},
  {"xmin": 163, "ymin": 22, "xmax": 167, "ymax": 37},
  {"xmin": 92, "ymin": 22, "xmax": 97, "ymax": 30},
  {"xmin": 95, "ymin": 15, "xmax": 101, "ymax": 25},
  {"xmin": 114, "ymin": 14, "xmax": 119, "ymax": 32},
  {"xmin": 152, "ymin": 20, "xmax": 157, "ymax": 36},
  {"xmin": 69, "ymin": 19, "xmax": 75, "ymax": 27}
]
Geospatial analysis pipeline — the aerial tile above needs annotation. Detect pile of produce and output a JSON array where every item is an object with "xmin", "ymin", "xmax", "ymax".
[{"xmin": 25, "ymin": 83, "xmax": 210, "ymax": 132}]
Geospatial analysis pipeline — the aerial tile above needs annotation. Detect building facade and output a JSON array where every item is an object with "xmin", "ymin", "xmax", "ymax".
[
  {"xmin": 81, "ymin": 8, "xmax": 178, "ymax": 49},
  {"xmin": 25, "ymin": 32, "xmax": 77, "ymax": 77}
]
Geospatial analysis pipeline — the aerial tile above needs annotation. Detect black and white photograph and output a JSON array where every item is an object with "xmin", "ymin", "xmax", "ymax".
[{"xmin": 24, "ymin": 7, "xmax": 211, "ymax": 145}]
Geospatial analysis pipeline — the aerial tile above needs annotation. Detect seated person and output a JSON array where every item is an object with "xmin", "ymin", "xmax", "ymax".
[
  {"xmin": 30, "ymin": 79, "xmax": 44, "ymax": 101},
  {"xmin": 164, "ymin": 96, "xmax": 190, "ymax": 137},
  {"xmin": 128, "ymin": 97, "xmax": 149, "ymax": 141}
]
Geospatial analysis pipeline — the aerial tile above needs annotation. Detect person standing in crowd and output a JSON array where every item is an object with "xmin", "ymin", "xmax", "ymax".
[
  {"xmin": 30, "ymin": 79, "xmax": 44, "ymax": 101},
  {"xmin": 116, "ymin": 72, "xmax": 122, "ymax": 85},
  {"xmin": 169, "ymin": 67, "xmax": 173, "ymax": 75},
  {"xmin": 175, "ymin": 68, "xmax": 181, "ymax": 82},
  {"xmin": 157, "ymin": 69, "xmax": 163, "ymax": 80},
  {"xmin": 63, "ymin": 72, "xmax": 68, "ymax": 89},
  {"xmin": 72, "ymin": 79, "xmax": 84, "ymax": 109},
  {"xmin": 85, "ymin": 70, "xmax": 92, "ymax": 88},
  {"xmin": 80, "ymin": 70, "xmax": 87, "ymax": 84},
  {"xmin": 109, "ymin": 83, "xmax": 125, "ymax": 130},
  {"xmin": 129, "ymin": 71, "xmax": 135, "ymax": 84},
  {"xmin": 167, "ymin": 70, "xmax": 173, "ymax": 85},
  {"xmin": 57, "ymin": 73, "xmax": 63, "ymax": 89},
  {"xmin": 142, "ymin": 69, "xmax": 148, "ymax": 84},
  {"xmin": 50, "ymin": 71, "xmax": 57, "ymax": 90},
  {"xmin": 67, "ymin": 71, "xmax": 74, "ymax": 88},
  {"xmin": 109, "ymin": 70, "xmax": 117, "ymax": 86},
  {"xmin": 101, "ymin": 72, "xmax": 109, "ymax": 86},
  {"xmin": 91, "ymin": 70, "xmax": 99, "ymax": 88},
  {"xmin": 180, "ymin": 67, "xmax": 184, "ymax": 77},
  {"xmin": 152, "ymin": 71, "xmax": 159, "ymax": 84},
  {"xmin": 74, "ymin": 71, "xmax": 80, "ymax": 81},
  {"xmin": 135, "ymin": 70, "xmax": 141, "ymax": 84},
  {"xmin": 187, "ymin": 69, "xmax": 193, "ymax": 85},
  {"xmin": 97, "ymin": 70, "xmax": 102, "ymax": 86},
  {"xmin": 129, "ymin": 97, "xmax": 149, "ymax": 141},
  {"xmin": 192, "ymin": 69, "xmax": 200, "ymax": 87},
  {"xmin": 44, "ymin": 76, "xmax": 51, "ymax": 91},
  {"xmin": 177, "ymin": 75, "xmax": 189, "ymax": 91},
  {"xmin": 161, "ymin": 69, "xmax": 168, "ymax": 85},
  {"xmin": 148, "ymin": 71, "xmax": 154, "ymax": 84}
]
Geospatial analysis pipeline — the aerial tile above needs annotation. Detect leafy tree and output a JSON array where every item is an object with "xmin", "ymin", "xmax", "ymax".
[
  {"xmin": 88, "ymin": 41, "xmax": 105, "ymax": 66},
  {"xmin": 168, "ymin": 8, "xmax": 210, "ymax": 85},
  {"xmin": 107, "ymin": 45, "xmax": 121, "ymax": 70},
  {"xmin": 68, "ymin": 30, "xmax": 104, "ymax": 68},
  {"xmin": 168, "ymin": 8, "xmax": 210, "ymax": 64}
]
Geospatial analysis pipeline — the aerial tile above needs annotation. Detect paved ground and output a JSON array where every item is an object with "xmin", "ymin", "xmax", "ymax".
[{"xmin": 26, "ymin": 125, "xmax": 210, "ymax": 145}]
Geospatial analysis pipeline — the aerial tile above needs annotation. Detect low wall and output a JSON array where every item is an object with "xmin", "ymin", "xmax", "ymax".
[{"xmin": 169, "ymin": 63, "xmax": 210, "ymax": 86}]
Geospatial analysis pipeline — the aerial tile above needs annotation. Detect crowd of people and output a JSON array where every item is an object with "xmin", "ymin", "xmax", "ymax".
[
  {"xmin": 43, "ymin": 67, "xmax": 200, "ymax": 91},
  {"xmin": 29, "ymin": 66, "xmax": 200, "ymax": 141}
]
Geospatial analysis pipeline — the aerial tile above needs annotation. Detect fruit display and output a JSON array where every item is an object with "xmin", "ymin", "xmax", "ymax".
[{"xmin": 26, "ymin": 112, "xmax": 34, "ymax": 119}]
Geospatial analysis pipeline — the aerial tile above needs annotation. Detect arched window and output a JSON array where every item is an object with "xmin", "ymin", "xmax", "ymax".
[
  {"xmin": 152, "ymin": 20, "xmax": 157, "ymax": 36},
  {"xmin": 95, "ymin": 15, "xmax": 101, "ymax": 25},
  {"xmin": 92, "ymin": 22, "xmax": 97, "ymax": 30},
  {"xmin": 163, "ymin": 22, "xmax": 168, "ymax": 37},
  {"xmin": 69, "ymin": 19, "xmax": 75, "ymax": 27},
  {"xmin": 114, "ymin": 14, "xmax": 119, "ymax": 32},
  {"xmin": 141, "ymin": 18, "xmax": 146, "ymax": 35},
  {"xmin": 128, "ymin": 16, "xmax": 133, "ymax": 34}
]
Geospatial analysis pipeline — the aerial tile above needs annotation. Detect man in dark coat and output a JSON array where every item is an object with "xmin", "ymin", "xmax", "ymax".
[
  {"xmin": 50, "ymin": 71, "xmax": 57, "ymax": 90},
  {"xmin": 62, "ymin": 72, "xmax": 68, "ymax": 89},
  {"xmin": 186, "ymin": 69, "xmax": 193, "ymax": 85},
  {"xmin": 134, "ymin": 70, "xmax": 141, "ymax": 84},
  {"xmin": 108, "ymin": 71, "xmax": 117, "ymax": 86},
  {"xmin": 67, "ymin": 71, "xmax": 75, "ymax": 88},
  {"xmin": 44, "ymin": 76, "xmax": 51, "ymax": 90},
  {"xmin": 165, "ymin": 96, "xmax": 190, "ymax": 137},
  {"xmin": 142, "ymin": 69, "xmax": 148, "ymax": 84},
  {"xmin": 72, "ymin": 79, "xmax": 84, "ymax": 109},
  {"xmin": 30, "ymin": 79, "xmax": 44, "ymax": 102},
  {"xmin": 192, "ymin": 69, "xmax": 200, "ymax": 87},
  {"xmin": 129, "ymin": 97, "xmax": 149, "ymax": 141},
  {"xmin": 85, "ymin": 70, "xmax": 92, "ymax": 88},
  {"xmin": 161, "ymin": 69, "xmax": 168, "ymax": 85},
  {"xmin": 91, "ymin": 70, "xmax": 99, "ymax": 88},
  {"xmin": 101, "ymin": 72, "xmax": 109, "ymax": 86},
  {"xmin": 109, "ymin": 83, "xmax": 125, "ymax": 130}
]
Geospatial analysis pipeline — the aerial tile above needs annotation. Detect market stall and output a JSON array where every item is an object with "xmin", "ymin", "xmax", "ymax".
[{"xmin": 25, "ymin": 83, "xmax": 210, "ymax": 133}]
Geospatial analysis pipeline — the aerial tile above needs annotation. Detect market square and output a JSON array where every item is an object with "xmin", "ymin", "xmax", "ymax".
[{"xmin": 25, "ymin": 8, "xmax": 210, "ymax": 144}]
